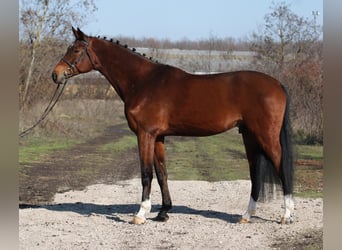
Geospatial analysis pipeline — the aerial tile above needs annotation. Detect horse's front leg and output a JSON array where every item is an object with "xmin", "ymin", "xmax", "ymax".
[
  {"xmin": 131, "ymin": 131, "xmax": 155, "ymax": 225},
  {"xmin": 154, "ymin": 136, "xmax": 172, "ymax": 222}
]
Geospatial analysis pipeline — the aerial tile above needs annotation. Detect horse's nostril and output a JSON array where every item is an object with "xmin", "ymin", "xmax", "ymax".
[{"xmin": 52, "ymin": 72, "xmax": 57, "ymax": 82}]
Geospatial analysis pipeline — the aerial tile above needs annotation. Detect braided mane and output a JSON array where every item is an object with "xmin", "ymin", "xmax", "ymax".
[{"xmin": 95, "ymin": 35, "xmax": 159, "ymax": 63}]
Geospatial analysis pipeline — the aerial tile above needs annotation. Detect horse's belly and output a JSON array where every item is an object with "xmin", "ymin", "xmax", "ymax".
[{"xmin": 167, "ymin": 112, "xmax": 241, "ymax": 136}]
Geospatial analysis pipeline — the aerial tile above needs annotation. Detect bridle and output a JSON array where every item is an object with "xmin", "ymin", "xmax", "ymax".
[
  {"xmin": 19, "ymin": 39, "xmax": 97, "ymax": 137},
  {"xmin": 61, "ymin": 39, "xmax": 97, "ymax": 78}
]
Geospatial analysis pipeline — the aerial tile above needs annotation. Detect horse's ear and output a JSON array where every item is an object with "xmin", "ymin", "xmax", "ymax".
[
  {"xmin": 72, "ymin": 26, "xmax": 78, "ymax": 38},
  {"xmin": 71, "ymin": 27, "xmax": 87, "ymax": 41}
]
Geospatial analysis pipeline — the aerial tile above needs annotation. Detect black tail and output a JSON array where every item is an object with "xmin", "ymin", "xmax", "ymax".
[
  {"xmin": 255, "ymin": 85, "xmax": 294, "ymax": 202},
  {"xmin": 279, "ymin": 85, "xmax": 294, "ymax": 195},
  {"xmin": 251, "ymin": 150, "xmax": 278, "ymax": 202}
]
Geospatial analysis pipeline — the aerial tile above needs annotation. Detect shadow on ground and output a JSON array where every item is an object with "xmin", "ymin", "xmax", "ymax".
[{"xmin": 19, "ymin": 201, "xmax": 282, "ymax": 225}]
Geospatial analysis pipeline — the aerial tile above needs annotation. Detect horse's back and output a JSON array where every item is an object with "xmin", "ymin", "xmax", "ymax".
[
  {"xmin": 159, "ymin": 70, "xmax": 285, "ymax": 136},
  {"xmin": 171, "ymin": 70, "xmax": 286, "ymax": 115},
  {"xmin": 128, "ymin": 68, "xmax": 287, "ymax": 137}
]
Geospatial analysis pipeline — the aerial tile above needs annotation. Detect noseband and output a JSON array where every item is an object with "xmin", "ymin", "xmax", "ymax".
[{"xmin": 61, "ymin": 40, "xmax": 97, "ymax": 77}]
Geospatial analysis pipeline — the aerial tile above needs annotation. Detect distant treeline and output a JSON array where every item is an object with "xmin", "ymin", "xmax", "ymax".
[{"xmin": 108, "ymin": 35, "xmax": 251, "ymax": 52}]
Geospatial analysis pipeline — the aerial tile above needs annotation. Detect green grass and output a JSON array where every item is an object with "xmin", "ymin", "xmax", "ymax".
[
  {"xmin": 99, "ymin": 135, "xmax": 137, "ymax": 153},
  {"xmin": 165, "ymin": 130, "xmax": 323, "ymax": 198},
  {"xmin": 19, "ymin": 137, "xmax": 81, "ymax": 164},
  {"xmin": 293, "ymin": 144, "xmax": 323, "ymax": 198},
  {"xmin": 295, "ymin": 144, "xmax": 323, "ymax": 160},
  {"xmin": 295, "ymin": 190, "xmax": 322, "ymax": 199},
  {"xmin": 19, "ymin": 128, "xmax": 323, "ymax": 198},
  {"xmin": 166, "ymin": 130, "xmax": 250, "ymax": 181}
]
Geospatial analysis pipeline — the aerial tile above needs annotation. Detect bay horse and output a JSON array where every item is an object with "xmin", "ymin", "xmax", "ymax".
[{"xmin": 52, "ymin": 27, "xmax": 294, "ymax": 225}]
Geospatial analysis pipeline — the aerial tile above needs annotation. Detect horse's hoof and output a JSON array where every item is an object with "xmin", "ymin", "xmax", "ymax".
[
  {"xmin": 155, "ymin": 212, "xmax": 169, "ymax": 222},
  {"xmin": 280, "ymin": 217, "xmax": 293, "ymax": 225},
  {"xmin": 131, "ymin": 215, "xmax": 146, "ymax": 225},
  {"xmin": 239, "ymin": 218, "xmax": 250, "ymax": 224}
]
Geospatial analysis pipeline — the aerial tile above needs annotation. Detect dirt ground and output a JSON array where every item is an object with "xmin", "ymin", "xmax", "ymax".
[
  {"xmin": 19, "ymin": 179, "xmax": 323, "ymax": 249},
  {"xmin": 19, "ymin": 123, "xmax": 323, "ymax": 249},
  {"xmin": 19, "ymin": 124, "xmax": 140, "ymax": 204}
]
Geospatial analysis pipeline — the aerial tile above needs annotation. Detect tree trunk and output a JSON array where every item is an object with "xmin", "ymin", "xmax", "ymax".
[
  {"xmin": 22, "ymin": 49, "xmax": 36, "ymax": 106},
  {"xmin": 21, "ymin": 0, "xmax": 49, "ymax": 108}
]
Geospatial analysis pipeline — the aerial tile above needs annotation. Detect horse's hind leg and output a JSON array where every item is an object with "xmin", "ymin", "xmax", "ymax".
[
  {"xmin": 239, "ymin": 127, "xmax": 262, "ymax": 223},
  {"xmin": 154, "ymin": 136, "xmax": 172, "ymax": 221},
  {"xmin": 255, "ymin": 125, "xmax": 294, "ymax": 224}
]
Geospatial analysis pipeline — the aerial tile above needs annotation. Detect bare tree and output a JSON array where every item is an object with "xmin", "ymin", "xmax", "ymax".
[
  {"xmin": 251, "ymin": 2, "xmax": 316, "ymax": 74},
  {"xmin": 19, "ymin": 0, "xmax": 97, "ymax": 108},
  {"xmin": 250, "ymin": 2, "xmax": 323, "ymax": 144}
]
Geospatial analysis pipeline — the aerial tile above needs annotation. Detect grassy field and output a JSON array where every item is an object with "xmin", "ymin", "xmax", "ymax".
[
  {"xmin": 19, "ymin": 127, "xmax": 323, "ymax": 199},
  {"xmin": 19, "ymin": 137, "xmax": 81, "ymax": 164},
  {"xmin": 165, "ymin": 131, "xmax": 249, "ymax": 181}
]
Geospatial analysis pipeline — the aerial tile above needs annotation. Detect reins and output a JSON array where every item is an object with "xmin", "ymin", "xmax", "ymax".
[
  {"xmin": 19, "ymin": 81, "xmax": 67, "ymax": 138},
  {"xmin": 19, "ymin": 38, "xmax": 97, "ymax": 138}
]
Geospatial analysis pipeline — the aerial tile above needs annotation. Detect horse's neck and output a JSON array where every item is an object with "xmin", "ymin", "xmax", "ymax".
[{"xmin": 92, "ymin": 39, "xmax": 155, "ymax": 102}]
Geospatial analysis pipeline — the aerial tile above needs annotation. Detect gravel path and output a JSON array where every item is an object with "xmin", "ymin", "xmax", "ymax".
[{"xmin": 19, "ymin": 179, "xmax": 323, "ymax": 249}]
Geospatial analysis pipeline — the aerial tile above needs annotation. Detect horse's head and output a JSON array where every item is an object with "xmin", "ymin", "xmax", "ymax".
[{"xmin": 52, "ymin": 27, "xmax": 96, "ymax": 84}]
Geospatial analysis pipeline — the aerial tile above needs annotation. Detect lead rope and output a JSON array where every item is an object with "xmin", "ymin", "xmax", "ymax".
[{"xmin": 19, "ymin": 81, "xmax": 67, "ymax": 138}]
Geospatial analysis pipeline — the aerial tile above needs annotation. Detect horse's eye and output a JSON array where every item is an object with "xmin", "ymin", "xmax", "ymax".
[{"xmin": 73, "ymin": 49, "xmax": 80, "ymax": 53}]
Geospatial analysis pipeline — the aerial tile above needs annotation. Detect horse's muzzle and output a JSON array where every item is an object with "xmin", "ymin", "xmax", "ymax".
[
  {"xmin": 52, "ymin": 71, "xmax": 67, "ymax": 85},
  {"xmin": 52, "ymin": 72, "xmax": 58, "ymax": 83}
]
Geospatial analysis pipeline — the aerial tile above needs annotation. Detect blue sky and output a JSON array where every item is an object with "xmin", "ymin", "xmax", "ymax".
[{"xmin": 82, "ymin": 0, "xmax": 323, "ymax": 40}]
